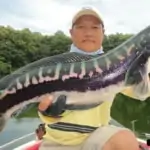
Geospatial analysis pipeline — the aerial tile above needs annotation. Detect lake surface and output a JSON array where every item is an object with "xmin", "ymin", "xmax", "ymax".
[{"xmin": 0, "ymin": 117, "xmax": 41, "ymax": 149}]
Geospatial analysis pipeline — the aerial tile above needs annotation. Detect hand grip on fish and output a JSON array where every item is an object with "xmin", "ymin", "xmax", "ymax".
[
  {"xmin": 1, "ymin": 25, "xmax": 150, "ymax": 132},
  {"xmin": 39, "ymin": 95, "xmax": 67, "ymax": 117}
]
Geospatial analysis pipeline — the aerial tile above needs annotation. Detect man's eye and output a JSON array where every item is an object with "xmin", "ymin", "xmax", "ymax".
[
  {"xmin": 78, "ymin": 25, "xmax": 84, "ymax": 28},
  {"xmin": 93, "ymin": 26, "xmax": 99, "ymax": 29}
]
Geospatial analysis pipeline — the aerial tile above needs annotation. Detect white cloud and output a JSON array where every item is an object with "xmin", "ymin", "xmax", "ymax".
[{"xmin": 0, "ymin": 0, "xmax": 150, "ymax": 36}]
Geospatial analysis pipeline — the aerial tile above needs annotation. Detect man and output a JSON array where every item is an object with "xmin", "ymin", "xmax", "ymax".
[{"xmin": 37, "ymin": 6, "xmax": 141, "ymax": 150}]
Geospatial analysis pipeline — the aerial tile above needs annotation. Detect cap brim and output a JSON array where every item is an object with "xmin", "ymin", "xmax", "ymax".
[{"xmin": 72, "ymin": 9, "xmax": 103, "ymax": 25}]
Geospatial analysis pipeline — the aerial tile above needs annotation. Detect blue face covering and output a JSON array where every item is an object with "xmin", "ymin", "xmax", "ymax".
[{"xmin": 70, "ymin": 44, "xmax": 104, "ymax": 55}]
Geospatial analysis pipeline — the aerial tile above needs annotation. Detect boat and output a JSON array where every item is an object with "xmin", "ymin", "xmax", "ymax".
[
  {"xmin": 0, "ymin": 119, "xmax": 150, "ymax": 149},
  {"xmin": 0, "ymin": 132, "xmax": 41, "ymax": 150},
  {"xmin": 0, "ymin": 119, "xmax": 149, "ymax": 149},
  {"xmin": 0, "ymin": 132, "xmax": 150, "ymax": 150}
]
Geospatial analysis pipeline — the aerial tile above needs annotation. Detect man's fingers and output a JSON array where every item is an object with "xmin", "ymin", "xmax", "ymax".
[{"xmin": 38, "ymin": 94, "xmax": 54, "ymax": 111}]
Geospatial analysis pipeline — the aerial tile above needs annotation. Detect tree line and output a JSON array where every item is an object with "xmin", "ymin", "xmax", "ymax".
[{"xmin": 0, "ymin": 25, "xmax": 133, "ymax": 79}]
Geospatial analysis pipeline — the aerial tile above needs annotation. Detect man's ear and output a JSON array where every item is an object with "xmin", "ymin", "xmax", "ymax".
[{"xmin": 69, "ymin": 28, "xmax": 73, "ymax": 36}]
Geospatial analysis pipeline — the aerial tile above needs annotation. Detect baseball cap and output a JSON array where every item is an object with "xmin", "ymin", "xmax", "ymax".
[{"xmin": 72, "ymin": 6, "xmax": 104, "ymax": 27}]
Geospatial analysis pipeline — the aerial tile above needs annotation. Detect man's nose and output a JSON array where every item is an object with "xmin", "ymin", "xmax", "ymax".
[{"xmin": 84, "ymin": 28, "xmax": 93, "ymax": 36}]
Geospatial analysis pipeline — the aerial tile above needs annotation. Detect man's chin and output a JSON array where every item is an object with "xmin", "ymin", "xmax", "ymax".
[{"xmin": 82, "ymin": 46, "xmax": 98, "ymax": 52}]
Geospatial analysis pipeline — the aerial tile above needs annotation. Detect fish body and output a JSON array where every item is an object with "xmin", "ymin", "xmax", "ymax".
[{"xmin": 1, "ymin": 25, "xmax": 150, "ymax": 132}]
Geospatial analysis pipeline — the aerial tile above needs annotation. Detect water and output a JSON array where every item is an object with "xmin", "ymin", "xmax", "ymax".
[
  {"xmin": 0, "ymin": 117, "xmax": 41, "ymax": 147},
  {"xmin": 0, "ymin": 104, "xmax": 41, "ymax": 149}
]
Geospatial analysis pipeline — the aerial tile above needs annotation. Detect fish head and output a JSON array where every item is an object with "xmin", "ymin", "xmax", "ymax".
[{"xmin": 125, "ymin": 50, "xmax": 150, "ymax": 100}]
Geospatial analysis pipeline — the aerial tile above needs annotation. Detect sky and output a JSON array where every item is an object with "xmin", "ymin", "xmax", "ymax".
[{"xmin": 0, "ymin": 0, "xmax": 150, "ymax": 36}]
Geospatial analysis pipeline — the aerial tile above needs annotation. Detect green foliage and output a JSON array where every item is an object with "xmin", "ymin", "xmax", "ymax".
[
  {"xmin": 103, "ymin": 33, "xmax": 133, "ymax": 52},
  {"xmin": 111, "ymin": 93, "xmax": 150, "ymax": 135},
  {"xmin": 0, "ymin": 26, "xmax": 132, "ymax": 78}
]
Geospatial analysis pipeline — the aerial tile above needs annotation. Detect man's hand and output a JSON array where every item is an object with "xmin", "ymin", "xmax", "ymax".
[
  {"xmin": 38, "ymin": 94, "xmax": 67, "ymax": 117},
  {"xmin": 38, "ymin": 94, "xmax": 54, "ymax": 111},
  {"xmin": 35, "ymin": 124, "xmax": 46, "ymax": 140}
]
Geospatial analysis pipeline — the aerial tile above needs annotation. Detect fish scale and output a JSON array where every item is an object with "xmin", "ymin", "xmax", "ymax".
[
  {"xmin": 0, "ymin": 52, "xmax": 99, "ymax": 91},
  {"xmin": 1, "ymin": 25, "xmax": 150, "ymax": 132}
]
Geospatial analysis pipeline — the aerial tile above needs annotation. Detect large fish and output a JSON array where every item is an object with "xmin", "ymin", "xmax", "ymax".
[{"xmin": 1, "ymin": 25, "xmax": 150, "ymax": 132}]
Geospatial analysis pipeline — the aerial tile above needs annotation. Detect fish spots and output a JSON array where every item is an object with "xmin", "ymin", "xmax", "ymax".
[
  {"xmin": 113, "ymin": 53, "xmax": 125, "ymax": 64},
  {"xmin": 24, "ymin": 74, "xmax": 30, "ymax": 88},
  {"xmin": 89, "ymin": 71, "xmax": 93, "ymax": 78},
  {"xmin": 55, "ymin": 63, "xmax": 62, "ymax": 79},
  {"xmin": 61, "ymin": 62, "xmax": 87, "ymax": 81},
  {"xmin": 127, "ymin": 44, "xmax": 135, "ymax": 56},
  {"xmin": 1, "ymin": 88, "xmax": 17, "ymax": 99},
  {"xmin": 140, "ymin": 34, "xmax": 145, "ymax": 41},
  {"xmin": 49, "ymin": 63, "xmax": 62, "ymax": 81},
  {"xmin": 45, "ymin": 69, "xmax": 53, "ymax": 81},
  {"xmin": 62, "ymin": 75, "xmax": 70, "ymax": 81},
  {"xmin": 38, "ymin": 67, "xmax": 45, "ymax": 83},
  {"xmin": 44, "ymin": 76, "xmax": 52, "ymax": 82},
  {"xmin": 116, "ymin": 55, "xmax": 125, "ymax": 61},
  {"xmin": 33, "ymin": 64, "xmax": 62, "ymax": 83},
  {"xmin": 47, "ymin": 69, "xmax": 52, "ymax": 74},
  {"xmin": 32, "ymin": 76, "xmax": 38, "ymax": 84},
  {"xmin": 0, "ymin": 80, "xmax": 22, "ymax": 100},
  {"xmin": 0, "ymin": 90, "xmax": 7, "ymax": 99},
  {"xmin": 16, "ymin": 78, "xmax": 23, "ymax": 90},
  {"xmin": 93, "ymin": 60, "xmax": 103, "ymax": 73},
  {"xmin": 105, "ymin": 58, "xmax": 111, "ymax": 70},
  {"xmin": 62, "ymin": 64, "xmax": 75, "ymax": 81},
  {"xmin": 69, "ymin": 64, "xmax": 78, "ymax": 78},
  {"xmin": 7, "ymin": 87, "xmax": 16, "ymax": 95},
  {"xmin": 79, "ymin": 62, "xmax": 86, "ymax": 79}
]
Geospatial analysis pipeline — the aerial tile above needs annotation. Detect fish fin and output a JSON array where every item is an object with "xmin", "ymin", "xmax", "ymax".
[
  {"xmin": 53, "ymin": 88, "xmax": 118, "ymax": 110},
  {"xmin": 0, "ymin": 90, "xmax": 3, "ymax": 97},
  {"xmin": 0, "ymin": 113, "xmax": 6, "ymax": 132},
  {"xmin": 0, "ymin": 90, "xmax": 6, "ymax": 100}
]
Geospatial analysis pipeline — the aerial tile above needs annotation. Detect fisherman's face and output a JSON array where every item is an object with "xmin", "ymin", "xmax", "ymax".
[{"xmin": 70, "ymin": 15, "xmax": 104, "ymax": 52}]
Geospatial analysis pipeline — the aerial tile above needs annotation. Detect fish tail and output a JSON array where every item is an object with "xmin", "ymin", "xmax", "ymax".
[
  {"xmin": 134, "ymin": 57, "xmax": 150, "ymax": 100},
  {"xmin": 125, "ymin": 50, "xmax": 150, "ymax": 100}
]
